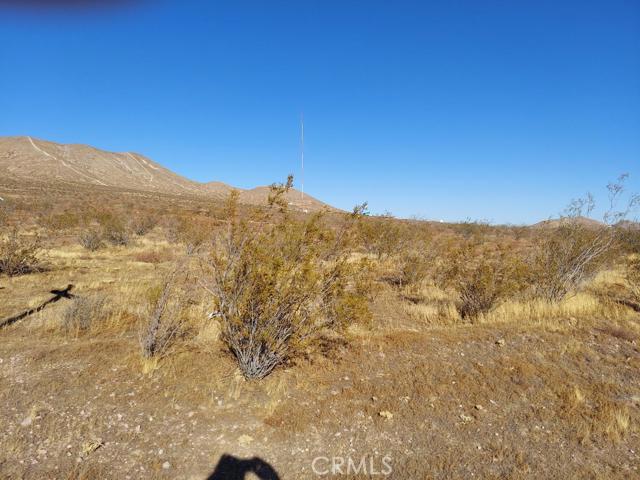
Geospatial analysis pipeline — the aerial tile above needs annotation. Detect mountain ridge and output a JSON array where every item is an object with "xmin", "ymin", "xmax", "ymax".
[{"xmin": 0, "ymin": 136, "xmax": 334, "ymax": 212}]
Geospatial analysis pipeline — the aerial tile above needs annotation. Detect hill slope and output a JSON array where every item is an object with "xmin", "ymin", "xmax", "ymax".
[{"xmin": 0, "ymin": 136, "xmax": 333, "ymax": 211}]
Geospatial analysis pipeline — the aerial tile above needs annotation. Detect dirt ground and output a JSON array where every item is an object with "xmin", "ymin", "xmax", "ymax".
[{"xmin": 1, "ymin": 275, "xmax": 639, "ymax": 478}]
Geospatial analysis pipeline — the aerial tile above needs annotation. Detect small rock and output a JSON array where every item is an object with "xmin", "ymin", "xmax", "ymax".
[
  {"xmin": 162, "ymin": 461, "xmax": 171, "ymax": 470},
  {"xmin": 20, "ymin": 417, "xmax": 32, "ymax": 427},
  {"xmin": 238, "ymin": 434, "xmax": 253, "ymax": 446},
  {"xmin": 378, "ymin": 411, "xmax": 393, "ymax": 420},
  {"xmin": 474, "ymin": 404, "xmax": 484, "ymax": 411},
  {"xmin": 496, "ymin": 339, "xmax": 506, "ymax": 347}
]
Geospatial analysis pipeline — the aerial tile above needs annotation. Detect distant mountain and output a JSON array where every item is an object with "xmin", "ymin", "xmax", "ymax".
[
  {"xmin": 0, "ymin": 136, "xmax": 334, "ymax": 211},
  {"xmin": 532, "ymin": 216, "xmax": 605, "ymax": 229}
]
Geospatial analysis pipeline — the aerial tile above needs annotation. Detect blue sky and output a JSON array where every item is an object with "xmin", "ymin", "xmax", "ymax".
[{"xmin": 1, "ymin": 0, "xmax": 639, "ymax": 223}]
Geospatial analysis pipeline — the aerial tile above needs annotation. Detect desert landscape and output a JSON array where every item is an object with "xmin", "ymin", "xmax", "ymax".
[
  {"xmin": 1, "ymin": 136, "xmax": 639, "ymax": 479},
  {"xmin": 2, "ymin": 1, "xmax": 640, "ymax": 478}
]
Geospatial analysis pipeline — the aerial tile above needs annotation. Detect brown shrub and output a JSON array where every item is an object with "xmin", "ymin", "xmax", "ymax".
[
  {"xmin": 140, "ymin": 268, "xmax": 190, "ymax": 359},
  {"xmin": 133, "ymin": 248, "xmax": 173, "ymax": 264},
  {"xmin": 618, "ymin": 225, "xmax": 640, "ymax": 254},
  {"xmin": 528, "ymin": 177, "xmax": 638, "ymax": 301},
  {"xmin": 0, "ymin": 199, "xmax": 15, "ymax": 226},
  {"xmin": 450, "ymin": 219, "xmax": 493, "ymax": 239},
  {"xmin": 41, "ymin": 211, "xmax": 80, "ymax": 231},
  {"xmin": 129, "ymin": 214, "xmax": 158, "ymax": 236},
  {"xmin": 162, "ymin": 215, "xmax": 214, "ymax": 252},
  {"xmin": 527, "ymin": 223, "xmax": 616, "ymax": 301},
  {"xmin": 626, "ymin": 256, "xmax": 640, "ymax": 305},
  {"xmin": 200, "ymin": 179, "xmax": 370, "ymax": 379},
  {"xmin": 0, "ymin": 228, "xmax": 41, "ymax": 276},
  {"xmin": 358, "ymin": 212, "xmax": 410, "ymax": 260},
  {"xmin": 395, "ymin": 248, "xmax": 434, "ymax": 288},
  {"xmin": 162, "ymin": 216, "xmax": 182, "ymax": 244},
  {"xmin": 78, "ymin": 229, "xmax": 103, "ymax": 251},
  {"xmin": 437, "ymin": 242, "xmax": 528, "ymax": 319},
  {"xmin": 61, "ymin": 295, "xmax": 109, "ymax": 334},
  {"xmin": 99, "ymin": 216, "xmax": 130, "ymax": 246}
]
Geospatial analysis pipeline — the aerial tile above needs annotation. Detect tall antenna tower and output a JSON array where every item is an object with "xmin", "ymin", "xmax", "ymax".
[{"xmin": 300, "ymin": 112, "xmax": 304, "ymax": 201}]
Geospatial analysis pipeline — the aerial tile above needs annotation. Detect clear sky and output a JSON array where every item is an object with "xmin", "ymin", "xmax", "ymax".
[{"xmin": 1, "ymin": 0, "xmax": 639, "ymax": 223}]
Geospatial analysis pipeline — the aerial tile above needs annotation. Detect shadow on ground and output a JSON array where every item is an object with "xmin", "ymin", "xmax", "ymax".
[
  {"xmin": 0, "ymin": 284, "xmax": 74, "ymax": 329},
  {"xmin": 207, "ymin": 454, "xmax": 280, "ymax": 480}
]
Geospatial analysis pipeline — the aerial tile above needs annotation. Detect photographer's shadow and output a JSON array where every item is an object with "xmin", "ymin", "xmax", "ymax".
[{"xmin": 207, "ymin": 454, "xmax": 280, "ymax": 480}]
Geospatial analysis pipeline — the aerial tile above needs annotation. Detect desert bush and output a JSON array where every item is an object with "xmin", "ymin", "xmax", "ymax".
[
  {"xmin": 358, "ymin": 212, "xmax": 410, "ymax": 260},
  {"xmin": 163, "ymin": 216, "xmax": 181, "ymax": 243},
  {"xmin": 129, "ymin": 214, "xmax": 158, "ymax": 236},
  {"xmin": 162, "ymin": 215, "xmax": 214, "ymax": 252},
  {"xmin": 133, "ymin": 248, "xmax": 173, "ymax": 264},
  {"xmin": 78, "ymin": 229, "xmax": 103, "ymax": 251},
  {"xmin": 528, "ymin": 177, "xmax": 638, "ymax": 301},
  {"xmin": 100, "ymin": 216, "xmax": 130, "ymax": 246},
  {"xmin": 0, "ymin": 228, "xmax": 41, "ymax": 276},
  {"xmin": 626, "ymin": 256, "xmax": 640, "ymax": 305},
  {"xmin": 180, "ymin": 217, "xmax": 216, "ymax": 253},
  {"xmin": 395, "ymin": 249, "xmax": 433, "ymax": 288},
  {"xmin": 62, "ymin": 295, "xmax": 108, "ymax": 334},
  {"xmin": 200, "ymin": 178, "xmax": 370, "ymax": 379},
  {"xmin": 41, "ymin": 211, "xmax": 80, "ymax": 231},
  {"xmin": 437, "ymin": 242, "xmax": 528, "ymax": 319},
  {"xmin": 140, "ymin": 268, "xmax": 189, "ymax": 359},
  {"xmin": 451, "ymin": 219, "xmax": 493, "ymax": 239},
  {"xmin": 528, "ymin": 223, "xmax": 616, "ymax": 301},
  {"xmin": 457, "ymin": 262, "xmax": 510, "ymax": 319},
  {"xmin": 0, "ymin": 199, "xmax": 14, "ymax": 226},
  {"xmin": 618, "ymin": 225, "xmax": 640, "ymax": 254}
]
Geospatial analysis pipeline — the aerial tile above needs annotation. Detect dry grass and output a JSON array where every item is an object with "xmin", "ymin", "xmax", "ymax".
[
  {"xmin": 2, "ymin": 183, "xmax": 640, "ymax": 479},
  {"xmin": 396, "ymin": 270, "xmax": 638, "ymax": 330}
]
